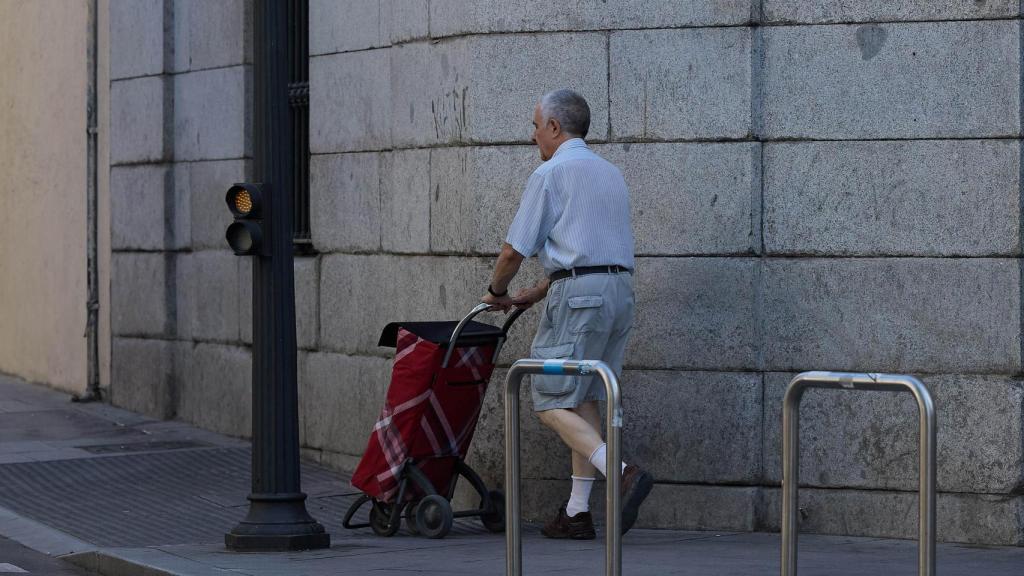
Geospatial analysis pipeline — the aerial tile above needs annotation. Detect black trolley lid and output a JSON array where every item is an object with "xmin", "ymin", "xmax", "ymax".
[{"xmin": 378, "ymin": 321, "xmax": 504, "ymax": 349}]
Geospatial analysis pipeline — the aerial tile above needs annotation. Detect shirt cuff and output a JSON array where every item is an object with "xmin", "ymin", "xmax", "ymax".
[{"xmin": 504, "ymin": 237, "xmax": 535, "ymax": 259}]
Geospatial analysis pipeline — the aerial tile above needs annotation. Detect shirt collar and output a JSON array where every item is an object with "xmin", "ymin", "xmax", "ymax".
[{"xmin": 551, "ymin": 138, "xmax": 588, "ymax": 158}]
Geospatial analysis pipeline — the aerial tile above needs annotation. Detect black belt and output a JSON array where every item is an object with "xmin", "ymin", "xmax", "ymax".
[{"xmin": 549, "ymin": 265, "xmax": 631, "ymax": 283}]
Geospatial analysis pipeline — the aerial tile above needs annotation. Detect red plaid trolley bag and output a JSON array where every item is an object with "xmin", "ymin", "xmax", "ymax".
[{"xmin": 343, "ymin": 304, "xmax": 525, "ymax": 539}]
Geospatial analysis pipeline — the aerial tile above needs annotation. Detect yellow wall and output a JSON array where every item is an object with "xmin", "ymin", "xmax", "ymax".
[{"xmin": 0, "ymin": 0, "xmax": 91, "ymax": 393}]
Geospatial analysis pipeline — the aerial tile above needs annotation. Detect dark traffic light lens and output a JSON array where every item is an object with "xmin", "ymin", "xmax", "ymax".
[{"xmin": 226, "ymin": 221, "xmax": 262, "ymax": 255}]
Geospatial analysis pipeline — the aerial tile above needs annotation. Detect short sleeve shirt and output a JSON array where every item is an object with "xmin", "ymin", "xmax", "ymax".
[{"xmin": 505, "ymin": 139, "xmax": 635, "ymax": 276}]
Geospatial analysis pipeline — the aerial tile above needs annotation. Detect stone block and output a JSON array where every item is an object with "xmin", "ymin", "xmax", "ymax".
[
  {"xmin": 170, "ymin": 0, "xmax": 191, "ymax": 72},
  {"xmin": 761, "ymin": 21, "xmax": 1020, "ymax": 139},
  {"xmin": 520, "ymin": 479, "xmax": 760, "ymax": 531},
  {"xmin": 610, "ymin": 28, "xmax": 752, "ymax": 140},
  {"xmin": 623, "ymin": 484, "xmax": 761, "ymax": 531},
  {"xmin": 380, "ymin": 149, "xmax": 430, "ymax": 253},
  {"xmin": 469, "ymin": 368, "xmax": 765, "ymax": 499},
  {"xmin": 110, "ymin": 165, "xmax": 169, "ymax": 251},
  {"xmin": 429, "ymin": 146, "xmax": 539, "ymax": 254},
  {"xmin": 171, "ymin": 163, "xmax": 191, "ymax": 250},
  {"xmin": 186, "ymin": 0, "xmax": 250, "ymax": 70},
  {"xmin": 429, "ymin": 0, "xmax": 754, "ymax": 37},
  {"xmin": 319, "ymin": 255, "xmax": 491, "ymax": 355},
  {"xmin": 763, "ymin": 1, "xmax": 1018, "ymax": 23},
  {"xmin": 111, "ymin": 252, "xmax": 170, "ymax": 337},
  {"xmin": 764, "ymin": 140, "xmax": 1020, "ymax": 256},
  {"xmin": 299, "ymin": 352, "xmax": 391, "ymax": 456},
  {"xmin": 760, "ymin": 488, "xmax": 1024, "ymax": 545},
  {"xmin": 188, "ymin": 159, "xmax": 250, "ymax": 250},
  {"xmin": 310, "ymin": 0, "xmax": 386, "ymax": 55},
  {"xmin": 110, "ymin": 0, "xmax": 165, "ymax": 79},
  {"xmin": 310, "ymin": 49, "xmax": 391, "ymax": 153},
  {"xmin": 174, "ymin": 66, "xmax": 249, "ymax": 161},
  {"xmin": 110, "ymin": 337, "xmax": 175, "ymax": 419},
  {"xmin": 310, "ymin": 152, "xmax": 382, "ymax": 251},
  {"xmin": 295, "ymin": 257, "xmax": 319, "ymax": 350},
  {"xmin": 628, "ymin": 258, "xmax": 759, "ymax": 370},
  {"xmin": 598, "ymin": 142, "xmax": 760, "ymax": 256},
  {"xmin": 176, "ymin": 342, "xmax": 252, "ymax": 438},
  {"xmin": 624, "ymin": 371, "xmax": 762, "ymax": 484},
  {"xmin": 763, "ymin": 373, "xmax": 1024, "ymax": 494},
  {"xmin": 760, "ymin": 258, "xmax": 1021, "ymax": 373},
  {"xmin": 385, "ymin": 0, "xmax": 429, "ymax": 43},
  {"xmin": 175, "ymin": 251, "xmax": 240, "ymax": 343},
  {"xmin": 391, "ymin": 34, "xmax": 607, "ymax": 147},
  {"xmin": 110, "ymin": 77, "xmax": 167, "ymax": 165},
  {"xmin": 314, "ymin": 449, "xmax": 362, "ymax": 476},
  {"xmin": 388, "ymin": 40, "xmax": 465, "ymax": 147}
]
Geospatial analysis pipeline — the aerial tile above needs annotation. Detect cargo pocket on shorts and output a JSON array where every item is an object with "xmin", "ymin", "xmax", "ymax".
[
  {"xmin": 567, "ymin": 295, "xmax": 605, "ymax": 334},
  {"xmin": 531, "ymin": 342, "xmax": 576, "ymax": 396}
]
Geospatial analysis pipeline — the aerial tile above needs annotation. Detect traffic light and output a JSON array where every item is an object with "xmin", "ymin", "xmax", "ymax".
[{"xmin": 225, "ymin": 183, "xmax": 265, "ymax": 255}]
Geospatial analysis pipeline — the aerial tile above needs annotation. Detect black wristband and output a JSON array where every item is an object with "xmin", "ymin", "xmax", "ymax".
[{"xmin": 487, "ymin": 284, "xmax": 508, "ymax": 297}]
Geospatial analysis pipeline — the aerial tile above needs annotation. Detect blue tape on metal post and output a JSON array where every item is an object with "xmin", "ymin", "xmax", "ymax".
[{"xmin": 542, "ymin": 360, "xmax": 565, "ymax": 374}]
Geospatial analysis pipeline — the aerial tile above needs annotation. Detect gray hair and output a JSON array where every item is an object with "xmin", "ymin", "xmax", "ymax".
[{"xmin": 540, "ymin": 89, "xmax": 591, "ymax": 138}]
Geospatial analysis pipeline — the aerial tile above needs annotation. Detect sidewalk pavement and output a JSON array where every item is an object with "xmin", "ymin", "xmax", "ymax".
[{"xmin": 0, "ymin": 374, "xmax": 1022, "ymax": 575}]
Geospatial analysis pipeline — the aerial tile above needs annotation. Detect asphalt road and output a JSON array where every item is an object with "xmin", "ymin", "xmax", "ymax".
[{"xmin": 0, "ymin": 536, "xmax": 93, "ymax": 575}]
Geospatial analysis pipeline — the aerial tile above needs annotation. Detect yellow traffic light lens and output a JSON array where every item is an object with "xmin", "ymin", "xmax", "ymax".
[{"xmin": 234, "ymin": 190, "xmax": 253, "ymax": 215}]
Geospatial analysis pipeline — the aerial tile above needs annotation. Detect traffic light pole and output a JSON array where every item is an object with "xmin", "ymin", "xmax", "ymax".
[{"xmin": 225, "ymin": 0, "xmax": 329, "ymax": 551}]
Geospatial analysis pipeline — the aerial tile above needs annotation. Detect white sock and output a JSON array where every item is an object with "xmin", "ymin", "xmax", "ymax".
[
  {"xmin": 565, "ymin": 476, "xmax": 595, "ymax": 517},
  {"xmin": 588, "ymin": 443, "xmax": 627, "ymax": 478}
]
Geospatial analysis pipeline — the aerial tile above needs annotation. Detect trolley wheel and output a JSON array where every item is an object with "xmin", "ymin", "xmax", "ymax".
[
  {"xmin": 369, "ymin": 500, "xmax": 400, "ymax": 537},
  {"xmin": 415, "ymin": 494, "xmax": 453, "ymax": 539},
  {"xmin": 404, "ymin": 500, "xmax": 421, "ymax": 535},
  {"xmin": 480, "ymin": 490, "xmax": 505, "ymax": 533}
]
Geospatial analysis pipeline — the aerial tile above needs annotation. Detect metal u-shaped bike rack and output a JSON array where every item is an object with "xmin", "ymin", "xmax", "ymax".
[
  {"xmin": 504, "ymin": 359, "xmax": 623, "ymax": 576},
  {"xmin": 782, "ymin": 371, "xmax": 937, "ymax": 576}
]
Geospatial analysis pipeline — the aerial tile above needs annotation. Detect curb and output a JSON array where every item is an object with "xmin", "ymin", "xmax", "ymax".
[
  {"xmin": 0, "ymin": 504, "xmax": 226, "ymax": 576},
  {"xmin": 0, "ymin": 504, "xmax": 95, "ymax": 558},
  {"xmin": 63, "ymin": 548, "xmax": 234, "ymax": 576}
]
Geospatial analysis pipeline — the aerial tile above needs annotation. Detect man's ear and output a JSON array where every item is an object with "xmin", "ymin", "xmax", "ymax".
[{"xmin": 548, "ymin": 117, "xmax": 561, "ymax": 137}]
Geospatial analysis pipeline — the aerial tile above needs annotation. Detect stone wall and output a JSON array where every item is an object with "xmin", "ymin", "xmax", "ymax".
[
  {"xmin": 108, "ymin": 0, "xmax": 253, "ymax": 430},
  {"xmin": 109, "ymin": 1, "xmax": 1024, "ymax": 544}
]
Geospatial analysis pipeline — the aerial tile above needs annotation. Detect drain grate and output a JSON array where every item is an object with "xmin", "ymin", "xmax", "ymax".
[
  {"xmin": 76, "ymin": 440, "xmax": 212, "ymax": 454},
  {"xmin": 0, "ymin": 447, "xmax": 489, "ymax": 547}
]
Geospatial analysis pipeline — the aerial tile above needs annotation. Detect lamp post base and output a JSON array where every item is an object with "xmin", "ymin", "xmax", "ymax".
[{"xmin": 224, "ymin": 493, "xmax": 330, "ymax": 552}]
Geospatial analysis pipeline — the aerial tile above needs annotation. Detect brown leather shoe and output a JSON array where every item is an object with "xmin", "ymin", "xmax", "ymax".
[
  {"xmin": 621, "ymin": 464, "xmax": 654, "ymax": 535},
  {"xmin": 541, "ymin": 504, "xmax": 596, "ymax": 540}
]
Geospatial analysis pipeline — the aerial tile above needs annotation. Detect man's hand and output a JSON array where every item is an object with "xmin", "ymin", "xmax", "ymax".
[
  {"xmin": 481, "ymin": 292, "xmax": 515, "ymax": 311},
  {"xmin": 510, "ymin": 284, "xmax": 547, "ymax": 309}
]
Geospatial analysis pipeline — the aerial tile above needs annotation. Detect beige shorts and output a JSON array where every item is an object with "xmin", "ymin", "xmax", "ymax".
[{"xmin": 530, "ymin": 271, "xmax": 634, "ymax": 412}]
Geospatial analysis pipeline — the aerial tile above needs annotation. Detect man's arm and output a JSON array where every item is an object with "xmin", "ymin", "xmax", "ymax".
[
  {"xmin": 511, "ymin": 276, "xmax": 550, "ymax": 310},
  {"xmin": 481, "ymin": 243, "xmax": 524, "ymax": 309}
]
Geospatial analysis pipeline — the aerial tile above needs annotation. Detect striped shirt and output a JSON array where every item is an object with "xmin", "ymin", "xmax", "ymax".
[{"xmin": 505, "ymin": 138, "xmax": 635, "ymax": 277}]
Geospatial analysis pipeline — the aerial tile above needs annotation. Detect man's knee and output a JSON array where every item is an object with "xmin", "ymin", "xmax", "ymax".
[{"xmin": 536, "ymin": 407, "xmax": 568, "ymax": 429}]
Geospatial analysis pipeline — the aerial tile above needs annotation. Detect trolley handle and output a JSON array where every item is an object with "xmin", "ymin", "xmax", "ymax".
[{"xmin": 441, "ymin": 303, "xmax": 527, "ymax": 369}]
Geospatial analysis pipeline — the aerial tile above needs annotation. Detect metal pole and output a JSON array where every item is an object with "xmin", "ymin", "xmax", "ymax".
[
  {"xmin": 505, "ymin": 359, "xmax": 623, "ymax": 576},
  {"xmin": 781, "ymin": 371, "xmax": 936, "ymax": 576},
  {"xmin": 79, "ymin": 0, "xmax": 101, "ymax": 403},
  {"xmin": 225, "ymin": 0, "xmax": 328, "ymax": 551}
]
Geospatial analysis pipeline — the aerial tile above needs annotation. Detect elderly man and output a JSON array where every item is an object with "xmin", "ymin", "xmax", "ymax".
[{"xmin": 481, "ymin": 89, "xmax": 652, "ymax": 539}]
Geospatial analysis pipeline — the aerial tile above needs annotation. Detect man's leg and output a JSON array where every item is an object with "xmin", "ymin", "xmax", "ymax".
[
  {"xmin": 537, "ymin": 405, "xmax": 604, "ymax": 465},
  {"xmin": 570, "ymin": 401, "xmax": 602, "ymax": 477},
  {"xmin": 536, "ymin": 406, "xmax": 602, "ymax": 539}
]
